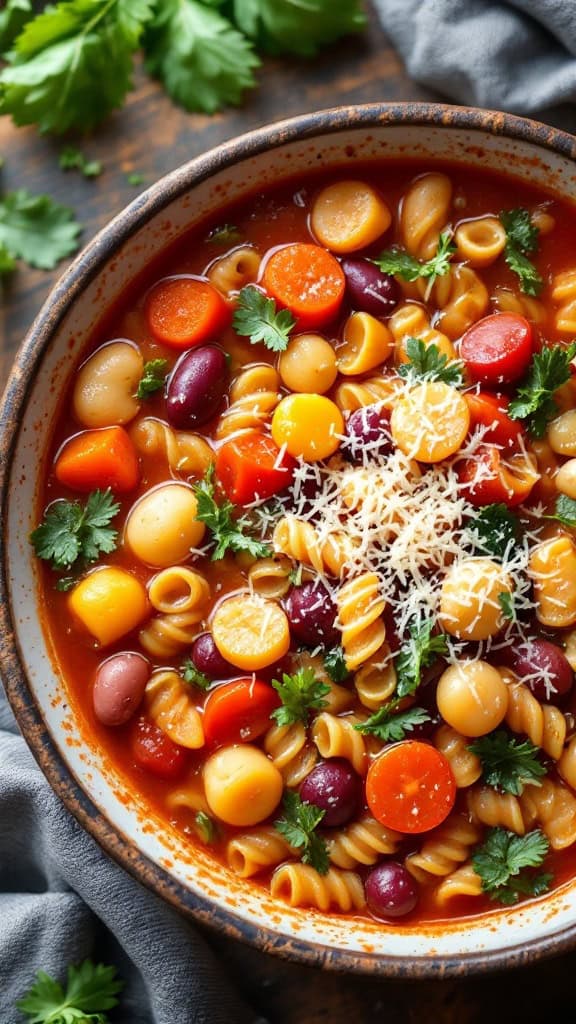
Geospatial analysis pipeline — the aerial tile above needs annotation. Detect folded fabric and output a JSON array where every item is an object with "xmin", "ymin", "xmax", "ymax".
[
  {"xmin": 0, "ymin": 686, "xmax": 262, "ymax": 1024},
  {"xmin": 374, "ymin": 0, "xmax": 576, "ymax": 128}
]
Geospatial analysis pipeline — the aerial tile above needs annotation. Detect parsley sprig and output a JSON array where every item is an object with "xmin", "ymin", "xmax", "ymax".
[
  {"xmin": 472, "ymin": 828, "xmax": 552, "ymax": 905},
  {"xmin": 545, "ymin": 493, "xmax": 576, "ymax": 528},
  {"xmin": 30, "ymin": 490, "xmax": 120, "ymax": 573},
  {"xmin": 373, "ymin": 231, "xmax": 455, "ymax": 287},
  {"xmin": 193, "ymin": 464, "xmax": 271, "ymax": 560},
  {"xmin": 499, "ymin": 208, "xmax": 543, "ymax": 296},
  {"xmin": 469, "ymin": 503, "xmax": 522, "ymax": 559},
  {"xmin": 468, "ymin": 731, "xmax": 546, "ymax": 795},
  {"xmin": 274, "ymin": 791, "xmax": 329, "ymax": 875},
  {"xmin": 17, "ymin": 959, "xmax": 122, "ymax": 1024},
  {"xmin": 271, "ymin": 668, "xmax": 330, "ymax": 726},
  {"xmin": 233, "ymin": 286, "xmax": 295, "ymax": 353},
  {"xmin": 181, "ymin": 658, "xmax": 211, "ymax": 691},
  {"xmin": 395, "ymin": 617, "xmax": 449, "ymax": 698},
  {"xmin": 355, "ymin": 700, "xmax": 430, "ymax": 743},
  {"xmin": 136, "ymin": 358, "xmax": 168, "ymax": 399},
  {"xmin": 498, "ymin": 591, "xmax": 517, "ymax": 623},
  {"xmin": 323, "ymin": 645, "xmax": 350, "ymax": 683},
  {"xmin": 397, "ymin": 338, "xmax": 464, "ymax": 387},
  {"xmin": 0, "ymin": 188, "xmax": 81, "ymax": 275},
  {"xmin": 508, "ymin": 342, "xmax": 576, "ymax": 437}
]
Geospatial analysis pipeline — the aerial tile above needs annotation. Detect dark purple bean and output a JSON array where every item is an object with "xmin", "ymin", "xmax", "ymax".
[
  {"xmin": 299, "ymin": 759, "xmax": 362, "ymax": 827},
  {"xmin": 508, "ymin": 638, "xmax": 573, "ymax": 703},
  {"xmin": 284, "ymin": 581, "xmax": 338, "ymax": 646},
  {"xmin": 343, "ymin": 405, "xmax": 392, "ymax": 461},
  {"xmin": 192, "ymin": 633, "xmax": 237, "ymax": 679},
  {"xmin": 166, "ymin": 345, "xmax": 228, "ymax": 428},
  {"xmin": 93, "ymin": 652, "xmax": 150, "ymax": 726},
  {"xmin": 341, "ymin": 258, "xmax": 399, "ymax": 317},
  {"xmin": 365, "ymin": 862, "xmax": 418, "ymax": 920}
]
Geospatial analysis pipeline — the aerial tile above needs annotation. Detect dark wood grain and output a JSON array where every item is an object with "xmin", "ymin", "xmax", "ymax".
[{"xmin": 3, "ymin": 7, "xmax": 575, "ymax": 1022}]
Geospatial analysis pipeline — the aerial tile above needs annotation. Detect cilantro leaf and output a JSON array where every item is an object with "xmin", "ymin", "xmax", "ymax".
[
  {"xmin": 323, "ymin": 645, "xmax": 350, "ymax": 683},
  {"xmin": 17, "ymin": 959, "xmax": 122, "ymax": 1023},
  {"xmin": 143, "ymin": 0, "xmax": 259, "ymax": 115},
  {"xmin": 397, "ymin": 337, "xmax": 464, "ymax": 386},
  {"xmin": 373, "ymin": 231, "xmax": 455, "ymax": 287},
  {"xmin": 546, "ymin": 493, "xmax": 576, "ymax": 528},
  {"xmin": 194, "ymin": 810, "xmax": 217, "ymax": 844},
  {"xmin": 500, "ymin": 208, "xmax": 543, "ymax": 296},
  {"xmin": 468, "ymin": 730, "xmax": 546, "ymax": 795},
  {"xmin": 472, "ymin": 827, "xmax": 551, "ymax": 905},
  {"xmin": 181, "ymin": 658, "xmax": 211, "ymax": 692},
  {"xmin": 136, "ymin": 358, "xmax": 168, "ymax": 399},
  {"xmin": 274, "ymin": 790, "xmax": 329, "ymax": 874},
  {"xmin": 59, "ymin": 145, "xmax": 102, "ymax": 178},
  {"xmin": 508, "ymin": 342, "xmax": 576, "ymax": 437},
  {"xmin": 30, "ymin": 489, "xmax": 120, "ymax": 573},
  {"xmin": 0, "ymin": 0, "xmax": 154, "ymax": 134},
  {"xmin": 233, "ymin": 285, "xmax": 295, "ymax": 353},
  {"xmin": 0, "ymin": 0, "xmax": 32, "ymax": 52},
  {"xmin": 498, "ymin": 591, "xmax": 517, "ymax": 623},
  {"xmin": 271, "ymin": 667, "xmax": 330, "ymax": 726},
  {"xmin": 233, "ymin": 0, "xmax": 366, "ymax": 57},
  {"xmin": 126, "ymin": 172, "xmax": 145, "ymax": 186},
  {"xmin": 0, "ymin": 189, "xmax": 81, "ymax": 271},
  {"xmin": 469, "ymin": 503, "xmax": 522, "ymax": 559},
  {"xmin": 206, "ymin": 223, "xmax": 241, "ymax": 246},
  {"xmin": 192, "ymin": 463, "xmax": 271, "ymax": 560},
  {"xmin": 395, "ymin": 617, "xmax": 448, "ymax": 698},
  {"xmin": 355, "ymin": 701, "xmax": 430, "ymax": 743}
]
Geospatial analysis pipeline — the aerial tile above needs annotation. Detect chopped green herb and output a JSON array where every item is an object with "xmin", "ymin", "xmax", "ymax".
[
  {"xmin": 397, "ymin": 338, "xmax": 464, "ymax": 387},
  {"xmin": 206, "ymin": 223, "xmax": 242, "ymax": 245},
  {"xmin": 0, "ymin": 0, "xmax": 33, "ymax": 52},
  {"xmin": 498, "ymin": 591, "xmax": 517, "ymax": 623},
  {"xmin": 271, "ymin": 667, "xmax": 330, "ymax": 726},
  {"xmin": 355, "ymin": 701, "xmax": 431, "ymax": 743},
  {"xmin": 323, "ymin": 645, "xmax": 350, "ymax": 683},
  {"xmin": 194, "ymin": 811, "xmax": 217, "ymax": 844},
  {"xmin": 59, "ymin": 145, "xmax": 102, "ymax": 178},
  {"xmin": 193, "ymin": 463, "xmax": 271, "ymax": 560},
  {"xmin": 373, "ymin": 231, "xmax": 455, "ymax": 287},
  {"xmin": 500, "ymin": 208, "xmax": 543, "ymax": 296},
  {"xmin": 233, "ymin": 285, "xmax": 295, "ymax": 353},
  {"xmin": 16, "ymin": 958, "xmax": 123, "ymax": 1024},
  {"xmin": 55, "ymin": 576, "xmax": 76, "ymax": 593},
  {"xmin": 469, "ymin": 503, "xmax": 522, "ymax": 559},
  {"xmin": 472, "ymin": 827, "xmax": 552, "ymax": 905},
  {"xmin": 30, "ymin": 489, "xmax": 120, "ymax": 573},
  {"xmin": 127, "ymin": 172, "xmax": 145, "ymax": 186},
  {"xmin": 181, "ymin": 658, "xmax": 211, "ymax": 691},
  {"xmin": 395, "ymin": 617, "xmax": 448, "ymax": 698},
  {"xmin": 288, "ymin": 564, "xmax": 303, "ymax": 587},
  {"xmin": 274, "ymin": 790, "xmax": 329, "ymax": 874},
  {"xmin": 136, "ymin": 358, "xmax": 168, "ymax": 399},
  {"xmin": 508, "ymin": 342, "xmax": 576, "ymax": 437},
  {"xmin": 468, "ymin": 731, "xmax": 546, "ymax": 796},
  {"xmin": 0, "ymin": 189, "xmax": 81, "ymax": 273},
  {"xmin": 545, "ymin": 493, "xmax": 576, "ymax": 528}
]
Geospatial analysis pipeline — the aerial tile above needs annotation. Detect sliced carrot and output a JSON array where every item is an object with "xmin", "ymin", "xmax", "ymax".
[
  {"xmin": 366, "ymin": 741, "xmax": 456, "ymax": 834},
  {"xmin": 145, "ymin": 275, "xmax": 230, "ymax": 349},
  {"xmin": 262, "ymin": 243, "xmax": 345, "ymax": 330},
  {"xmin": 55, "ymin": 426, "xmax": 139, "ymax": 493},
  {"xmin": 216, "ymin": 431, "xmax": 296, "ymax": 505}
]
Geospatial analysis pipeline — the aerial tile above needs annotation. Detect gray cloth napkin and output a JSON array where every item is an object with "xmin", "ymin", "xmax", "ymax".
[
  {"xmin": 374, "ymin": 0, "xmax": 576, "ymax": 128},
  {"xmin": 0, "ymin": 685, "xmax": 260, "ymax": 1024}
]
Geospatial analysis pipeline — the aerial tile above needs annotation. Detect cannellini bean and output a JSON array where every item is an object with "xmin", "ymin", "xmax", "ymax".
[{"xmin": 73, "ymin": 340, "xmax": 143, "ymax": 428}]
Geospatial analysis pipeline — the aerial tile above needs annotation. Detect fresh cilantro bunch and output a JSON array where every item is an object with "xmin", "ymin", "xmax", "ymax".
[
  {"xmin": 271, "ymin": 667, "xmax": 331, "ymax": 726},
  {"xmin": 472, "ymin": 828, "xmax": 552, "ymax": 905},
  {"xmin": 0, "ymin": 0, "xmax": 366, "ymax": 132},
  {"xmin": 373, "ymin": 231, "xmax": 455, "ymax": 287},
  {"xmin": 193, "ymin": 463, "xmax": 271, "ymax": 559},
  {"xmin": 468, "ymin": 731, "xmax": 546, "ymax": 796},
  {"xmin": 233, "ymin": 286, "xmax": 296, "ymax": 353},
  {"xmin": 499, "ymin": 208, "xmax": 543, "ymax": 296},
  {"xmin": 30, "ymin": 490, "xmax": 120, "ymax": 573},
  {"xmin": 355, "ymin": 700, "xmax": 430, "ymax": 743},
  {"xmin": 469, "ymin": 503, "xmax": 522, "ymax": 559},
  {"xmin": 397, "ymin": 338, "xmax": 464, "ymax": 387},
  {"xmin": 16, "ymin": 959, "xmax": 122, "ymax": 1024},
  {"xmin": 508, "ymin": 342, "xmax": 576, "ymax": 437},
  {"xmin": 0, "ymin": 187, "xmax": 81, "ymax": 273},
  {"xmin": 395, "ymin": 617, "xmax": 448, "ymax": 698},
  {"xmin": 274, "ymin": 791, "xmax": 329, "ymax": 874}
]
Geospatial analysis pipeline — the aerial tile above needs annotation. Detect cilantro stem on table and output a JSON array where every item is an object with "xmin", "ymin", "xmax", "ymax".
[
  {"xmin": 373, "ymin": 231, "xmax": 455, "ymax": 289},
  {"xmin": 274, "ymin": 790, "xmax": 329, "ymax": 875},
  {"xmin": 499, "ymin": 208, "xmax": 543, "ymax": 296},
  {"xmin": 16, "ymin": 959, "xmax": 123, "ymax": 1024},
  {"xmin": 271, "ymin": 667, "xmax": 331, "ymax": 726},
  {"xmin": 233, "ymin": 285, "xmax": 295, "ymax": 353},
  {"xmin": 30, "ymin": 489, "xmax": 120, "ymax": 574},
  {"xmin": 508, "ymin": 342, "xmax": 576, "ymax": 437},
  {"xmin": 192, "ymin": 463, "xmax": 271, "ymax": 560},
  {"xmin": 471, "ymin": 828, "xmax": 552, "ymax": 905},
  {"xmin": 397, "ymin": 338, "xmax": 464, "ymax": 387},
  {"xmin": 468, "ymin": 731, "xmax": 546, "ymax": 795}
]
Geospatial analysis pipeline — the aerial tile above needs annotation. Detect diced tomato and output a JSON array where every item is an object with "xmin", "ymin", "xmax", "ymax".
[
  {"xmin": 460, "ymin": 313, "xmax": 533, "ymax": 385},
  {"xmin": 366, "ymin": 741, "xmax": 456, "ymax": 833},
  {"xmin": 466, "ymin": 391, "xmax": 524, "ymax": 450},
  {"xmin": 458, "ymin": 444, "xmax": 540, "ymax": 507},
  {"xmin": 130, "ymin": 717, "xmax": 189, "ymax": 779},
  {"xmin": 216, "ymin": 430, "xmax": 296, "ymax": 505},
  {"xmin": 203, "ymin": 678, "xmax": 280, "ymax": 746}
]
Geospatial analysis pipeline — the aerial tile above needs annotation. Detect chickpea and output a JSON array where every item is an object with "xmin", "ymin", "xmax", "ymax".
[
  {"xmin": 73, "ymin": 340, "xmax": 143, "ymax": 428},
  {"xmin": 556, "ymin": 458, "xmax": 576, "ymax": 499},
  {"xmin": 124, "ymin": 483, "xmax": 205, "ymax": 567},
  {"xmin": 278, "ymin": 334, "xmax": 337, "ymax": 394},
  {"xmin": 548, "ymin": 410, "xmax": 576, "ymax": 456},
  {"xmin": 203, "ymin": 745, "xmax": 283, "ymax": 826},
  {"xmin": 439, "ymin": 558, "xmax": 512, "ymax": 641},
  {"xmin": 436, "ymin": 661, "xmax": 509, "ymax": 737}
]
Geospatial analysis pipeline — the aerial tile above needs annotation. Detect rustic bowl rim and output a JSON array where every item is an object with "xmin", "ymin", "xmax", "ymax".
[{"xmin": 2, "ymin": 101, "xmax": 576, "ymax": 978}]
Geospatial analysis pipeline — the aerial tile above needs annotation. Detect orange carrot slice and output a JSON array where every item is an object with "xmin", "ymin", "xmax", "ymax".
[
  {"xmin": 55, "ymin": 426, "xmax": 139, "ymax": 493},
  {"xmin": 262, "ymin": 243, "xmax": 345, "ymax": 330},
  {"xmin": 145, "ymin": 275, "xmax": 230, "ymax": 349}
]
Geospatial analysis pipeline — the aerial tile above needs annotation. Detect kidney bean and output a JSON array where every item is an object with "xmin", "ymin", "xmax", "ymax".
[
  {"xmin": 166, "ymin": 345, "xmax": 228, "ymax": 429},
  {"xmin": 365, "ymin": 862, "xmax": 418, "ymax": 919},
  {"xmin": 284, "ymin": 581, "xmax": 339, "ymax": 646},
  {"xmin": 343, "ymin": 405, "xmax": 392, "ymax": 462},
  {"xmin": 93, "ymin": 652, "xmax": 150, "ymax": 726},
  {"xmin": 508, "ymin": 638, "xmax": 574, "ymax": 703},
  {"xmin": 299, "ymin": 759, "xmax": 362, "ymax": 827},
  {"xmin": 192, "ymin": 632, "xmax": 238, "ymax": 679},
  {"xmin": 341, "ymin": 258, "xmax": 399, "ymax": 317}
]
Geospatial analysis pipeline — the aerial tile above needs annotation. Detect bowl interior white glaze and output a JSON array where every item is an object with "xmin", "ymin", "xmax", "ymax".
[{"xmin": 4, "ymin": 107, "xmax": 576, "ymax": 974}]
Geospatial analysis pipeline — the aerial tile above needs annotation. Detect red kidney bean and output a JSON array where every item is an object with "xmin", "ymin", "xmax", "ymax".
[
  {"xmin": 365, "ymin": 862, "xmax": 418, "ymax": 919},
  {"xmin": 299, "ymin": 759, "xmax": 362, "ymax": 827},
  {"xmin": 284, "ymin": 581, "xmax": 339, "ymax": 646},
  {"xmin": 343, "ymin": 405, "xmax": 392, "ymax": 462},
  {"xmin": 341, "ymin": 258, "xmax": 399, "ymax": 317},
  {"xmin": 93, "ymin": 652, "xmax": 150, "ymax": 726},
  {"xmin": 191, "ymin": 632, "xmax": 238, "ymax": 679},
  {"xmin": 508, "ymin": 638, "xmax": 573, "ymax": 703},
  {"xmin": 166, "ymin": 345, "xmax": 228, "ymax": 428}
]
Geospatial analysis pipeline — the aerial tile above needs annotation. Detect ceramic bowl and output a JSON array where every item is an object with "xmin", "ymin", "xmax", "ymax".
[{"xmin": 2, "ymin": 103, "xmax": 576, "ymax": 977}]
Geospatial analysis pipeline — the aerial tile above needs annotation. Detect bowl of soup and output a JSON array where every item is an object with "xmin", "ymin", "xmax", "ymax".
[{"xmin": 3, "ymin": 103, "xmax": 576, "ymax": 975}]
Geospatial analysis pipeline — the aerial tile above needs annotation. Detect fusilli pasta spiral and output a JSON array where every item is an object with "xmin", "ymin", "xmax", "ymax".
[
  {"xmin": 520, "ymin": 778, "xmax": 576, "ymax": 849},
  {"xmin": 327, "ymin": 814, "xmax": 400, "ymax": 869},
  {"xmin": 311, "ymin": 713, "xmax": 368, "ymax": 775},
  {"xmin": 144, "ymin": 670, "xmax": 205, "ymax": 748},
  {"xmin": 552, "ymin": 269, "xmax": 576, "ymax": 334},
  {"xmin": 434, "ymin": 863, "xmax": 483, "ymax": 905},
  {"xmin": 264, "ymin": 722, "xmax": 318, "ymax": 788},
  {"xmin": 336, "ymin": 572, "xmax": 386, "ymax": 671},
  {"xmin": 226, "ymin": 827, "xmax": 292, "ymax": 878},
  {"xmin": 216, "ymin": 364, "xmax": 280, "ymax": 439},
  {"xmin": 467, "ymin": 784, "xmax": 525, "ymax": 835},
  {"xmin": 270, "ymin": 863, "xmax": 365, "ymax": 911},
  {"xmin": 272, "ymin": 515, "xmax": 356, "ymax": 577},
  {"xmin": 405, "ymin": 814, "xmax": 481, "ymax": 884},
  {"xmin": 505, "ymin": 682, "xmax": 567, "ymax": 760},
  {"xmin": 433, "ymin": 725, "xmax": 482, "ymax": 788}
]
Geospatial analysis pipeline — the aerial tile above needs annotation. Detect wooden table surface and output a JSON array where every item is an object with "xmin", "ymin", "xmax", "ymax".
[{"xmin": 2, "ymin": 6, "xmax": 576, "ymax": 1021}]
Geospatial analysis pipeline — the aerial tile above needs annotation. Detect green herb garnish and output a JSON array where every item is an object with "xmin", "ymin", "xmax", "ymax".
[
  {"xmin": 323, "ymin": 645, "xmax": 350, "ymax": 683},
  {"xmin": 0, "ymin": 188, "xmax": 81, "ymax": 273},
  {"xmin": 508, "ymin": 342, "xmax": 576, "ymax": 437},
  {"xmin": 30, "ymin": 490, "xmax": 120, "ymax": 572},
  {"xmin": 59, "ymin": 145, "xmax": 102, "ymax": 178},
  {"xmin": 274, "ymin": 791, "xmax": 329, "ymax": 875},
  {"xmin": 271, "ymin": 667, "xmax": 330, "ymax": 726},
  {"xmin": 355, "ymin": 701, "xmax": 431, "ymax": 743},
  {"xmin": 468, "ymin": 731, "xmax": 546, "ymax": 795},
  {"xmin": 470, "ymin": 503, "xmax": 522, "ymax": 559},
  {"xmin": 500, "ymin": 208, "xmax": 543, "ymax": 296},
  {"xmin": 395, "ymin": 617, "xmax": 448, "ymax": 698},
  {"xmin": 194, "ymin": 810, "xmax": 217, "ymax": 844},
  {"xmin": 16, "ymin": 959, "xmax": 123, "ymax": 1024},
  {"xmin": 181, "ymin": 658, "xmax": 211, "ymax": 692},
  {"xmin": 472, "ymin": 828, "xmax": 552, "ymax": 905},
  {"xmin": 233, "ymin": 285, "xmax": 295, "ymax": 353},
  {"xmin": 193, "ymin": 463, "xmax": 271, "ymax": 560},
  {"xmin": 397, "ymin": 338, "xmax": 464, "ymax": 386},
  {"xmin": 136, "ymin": 358, "xmax": 168, "ymax": 399},
  {"xmin": 373, "ymin": 231, "xmax": 455, "ymax": 287}
]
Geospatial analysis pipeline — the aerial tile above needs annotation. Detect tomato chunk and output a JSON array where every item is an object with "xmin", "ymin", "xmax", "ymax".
[
  {"xmin": 460, "ymin": 312, "xmax": 533, "ymax": 384},
  {"xmin": 130, "ymin": 717, "xmax": 189, "ymax": 779},
  {"xmin": 216, "ymin": 430, "xmax": 296, "ymax": 505},
  {"xmin": 203, "ymin": 678, "xmax": 280, "ymax": 746},
  {"xmin": 366, "ymin": 741, "xmax": 456, "ymax": 834},
  {"xmin": 458, "ymin": 444, "xmax": 540, "ymax": 507},
  {"xmin": 466, "ymin": 391, "xmax": 524, "ymax": 450}
]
